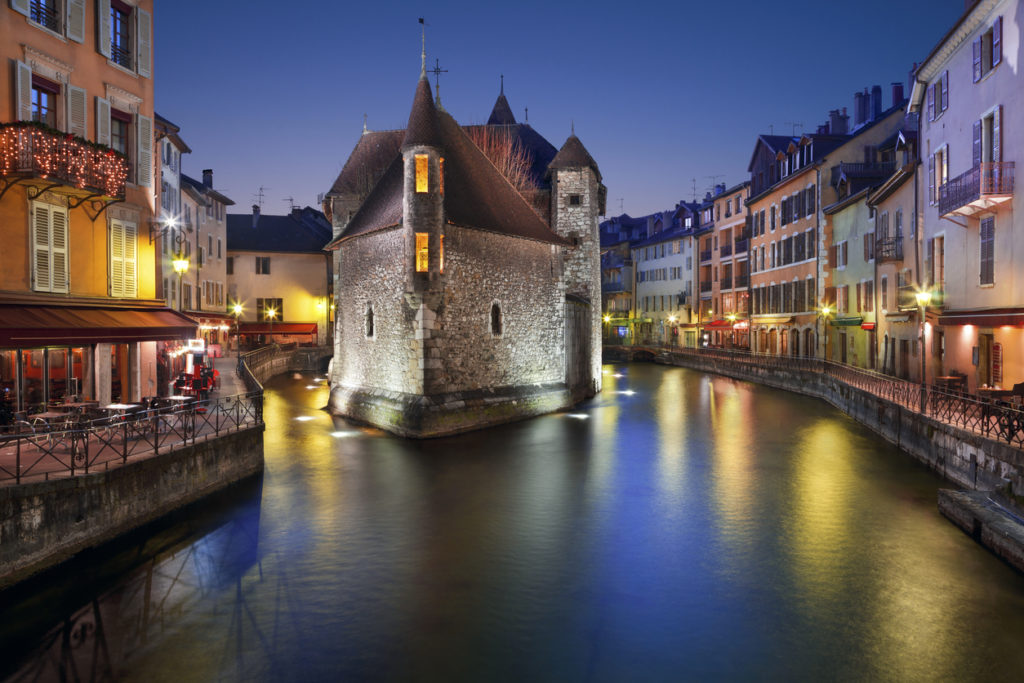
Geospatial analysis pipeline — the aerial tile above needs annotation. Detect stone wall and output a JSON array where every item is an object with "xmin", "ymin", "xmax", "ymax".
[{"xmin": 0, "ymin": 426, "xmax": 264, "ymax": 589}]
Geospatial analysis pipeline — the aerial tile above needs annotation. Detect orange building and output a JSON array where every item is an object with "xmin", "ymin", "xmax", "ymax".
[
  {"xmin": 0, "ymin": 1, "xmax": 195, "ymax": 412},
  {"xmin": 701, "ymin": 182, "xmax": 751, "ymax": 347}
]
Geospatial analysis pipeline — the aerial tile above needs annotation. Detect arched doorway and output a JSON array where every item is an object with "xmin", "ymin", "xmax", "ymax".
[
  {"xmin": 804, "ymin": 328, "xmax": 815, "ymax": 357},
  {"xmin": 790, "ymin": 329, "xmax": 800, "ymax": 356},
  {"xmin": 768, "ymin": 329, "xmax": 778, "ymax": 355}
]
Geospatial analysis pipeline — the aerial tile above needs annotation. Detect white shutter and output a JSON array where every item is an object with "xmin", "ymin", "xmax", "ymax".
[
  {"xmin": 110, "ymin": 220, "xmax": 125, "ymax": 296},
  {"xmin": 15, "ymin": 61, "xmax": 32, "ymax": 122},
  {"xmin": 124, "ymin": 221, "xmax": 137, "ymax": 296},
  {"xmin": 135, "ymin": 8, "xmax": 151, "ymax": 78},
  {"xmin": 136, "ymin": 113, "xmax": 152, "ymax": 187},
  {"xmin": 9, "ymin": 0, "xmax": 29, "ymax": 16},
  {"xmin": 66, "ymin": 0, "xmax": 86, "ymax": 43},
  {"xmin": 51, "ymin": 206, "xmax": 69, "ymax": 293},
  {"xmin": 97, "ymin": 0, "xmax": 111, "ymax": 58},
  {"xmin": 33, "ymin": 203, "xmax": 52, "ymax": 292},
  {"xmin": 96, "ymin": 96, "xmax": 110, "ymax": 145},
  {"xmin": 66, "ymin": 85, "xmax": 87, "ymax": 138}
]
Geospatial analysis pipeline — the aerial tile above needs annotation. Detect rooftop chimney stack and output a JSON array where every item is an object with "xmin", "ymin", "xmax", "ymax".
[
  {"xmin": 829, "ymin": 109, "xmax": 849, "ymax": 135},
  {"xmin": 853, "ymin": 91, "xmax": 865, "ymax": 126},
  {"xmin": 871, "ymin": 85, "xmax": 883, "ymax": 120},
  {"xmin": 892, "ymin": 82, "xmax": 905, "ymax": 107},
  {"xmin": 252, "ymin": 204, "xmax": 260, "ymax": 229},
  {"xmin": 202, "ymin": 169, "xmax": 213, "ymax": 188}
]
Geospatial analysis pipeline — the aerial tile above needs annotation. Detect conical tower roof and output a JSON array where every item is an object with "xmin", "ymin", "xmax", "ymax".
[
  {"xmin": 548, "ymin": 134, "xmax": 601, "ymax": 182},
  {"xmin": 403, "ymin": 75, "xmax": 442, "ymax": 149},
  {"xmin": 487, "ymin": 93, "xmax": 516, "ymax": 125}
]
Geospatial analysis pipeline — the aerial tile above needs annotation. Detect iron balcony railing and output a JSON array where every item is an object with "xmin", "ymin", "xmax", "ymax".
[
  {"xmin": 876, "ymin": 236, "xmax": 903, "ymax": 262},
  {"xmin": 30, "ymin": 0, "xmax": 59, "ymax": 31},
  {"xmin": 720, "ymin": 244, "xmax": 732, "ymax": 257},
  {"xmin": 720, "ymin": 276, "xmax": 733, "ymax": 290},
  {"xmin": 734, "ymin": 238, "xmax": 748, "ymax": 254},
  {"xmin": 700, "ymin": 250, "xmax": 712, "ymax": 263},
  {"xmin": 831, "ymin": 161, "xmax": 898, "ymax": 182},
  {"xmin": 735, "ymin": 273, "xmax": 749, "ymax": 288},
  {"xmin": 0, "ymin": 122, "xmax": 128, "ymax": 198},
  {"xmin": 939, "ymin": 161, "xmax": 1015, "ymax": 216},
  {"xmin": 700, "ymin": 281, "xmax": 713, "ymax": 293}
]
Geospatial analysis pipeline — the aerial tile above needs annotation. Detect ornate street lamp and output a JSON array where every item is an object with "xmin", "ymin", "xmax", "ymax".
[
  {"xmin": 819, "ymin": 305, "xmax": 832, "ymax": 360},
  {"xmin": 916, "ymin": 289, "xmax": 933, "ymax": 413},
  {"xmin": 172, "ymin": 255, "xmax": 189, "ymax": 311},
  {"xmin": 265, "ymin": 307, "xmax": 277, "ymax": 344},
  {"xmin": 231, "ymin": 302, "xmax": 243, "ymax": 358}
]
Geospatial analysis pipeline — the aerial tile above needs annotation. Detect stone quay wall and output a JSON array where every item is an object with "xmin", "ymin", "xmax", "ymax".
[
  {"xmin": 607, "ymin": 347, "xmax": 1024, "ymax": 496},
  {"xmin": 0, "ymin": 426, "xmax": 264, "ymax": 589}
]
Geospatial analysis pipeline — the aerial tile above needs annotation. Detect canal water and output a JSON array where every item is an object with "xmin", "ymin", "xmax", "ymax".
[{"xmin": 4, "ymin": 363, "xmax": 1024, "ymax": 681}]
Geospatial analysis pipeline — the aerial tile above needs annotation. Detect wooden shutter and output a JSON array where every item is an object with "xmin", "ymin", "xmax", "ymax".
[
  {"xmin": 136, "ymin": 113, "xmax": 152, "ymax": 187},
  {"xmin": 973, "ymin": 120, "xmax": 982, "ymax": 167},
  {"xmin": 136, "ymin": 8, "xmax": 151, "ymax": 78},
  {"xmin": 928, "ymin": 154, "xmax": 935, "ymax": 204},
  {"xmin": 51, "ymin": 207, "xmax": 68, "ymax": 293},
  {"xmin": 32, "ymin": 203, "xmax": 52, "ymax": 292},
  {"xmin": 124, "ymin": 221, "xmax": 137, "ymax": 296},
  {"xmin": 66, "ymin": 85, "xmax": 87, "ymax": 138},
  {"xmin": 980, "ymin": 217, "xmax": 994, "ymax": 285},
  {"xmin": 841, "ymin": 241, "xmax": 848, "ymax": 266},
  {"xmin": 925, "ymin": 238, "xmax": 934, "ymax": 285},
  {"xmin": 993, "ymin": 105, "xmax": 1001, "ymax": 163},
  {"xmin": 863, "ymin": 234, "xmax": 870, "ymax": 261},
  {"xmin": 856, "ymin": 283, "xmax": 862, "ymax": 312},
  {"xmin": 927, "ymin": 84, "xmax": 935, "ymax": 121},
  {"xmin": 15, "ymin": 61, "xmax": 32, "ymax": 122},
  {"xmin": 97, "ymin": 0, "xmax": 111, "ymax": 58},
  {"xmin": 973, "ymin": 38, "xmax": 983, "ymax": 82},
  {"xmin": 828, "ymin": 244, "xmax": 837, "ymax": 268},
  {"xmin": 10, "ymin": 0, "xmax": 29, "ymax": 16},
  {"xmin": 825, "ymin": 286, "xmax": 836, "ymax": 307},
  {"xmin": 110, "ymin": 220, "xmax": 124, "ymax": 295},
  {"xmin": 940, "ymin": 71, "xmax": 948, "ymax": 112},
  {"xmin": 66, "ymin": 0, "xmax": 86, "ymax": 42},
  {"xmin": 993, "ymin": 16, "xmax": 1002, "ymax": 67},
  {"xmin": 96, "ymin": 96, "xmax": 110, "ymax": 145}
]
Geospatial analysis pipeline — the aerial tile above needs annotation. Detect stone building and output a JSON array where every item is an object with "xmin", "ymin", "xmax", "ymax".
[{"xmin": 323, "ymin": 65, "xmax": 605, "ymax": 437}]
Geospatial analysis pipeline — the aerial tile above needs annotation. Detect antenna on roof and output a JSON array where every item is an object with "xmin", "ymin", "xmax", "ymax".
[
  {"xmin": 691, "ymin": 178, "xmax": 697, "ymax": 203},
  {"xmin": 254, "ymin": 186, "xmax": 268, "ymax": 210},
  {"xmin": 785, "ymin": 121, "xmax": 804, "ymax": 136},
  {"xmin": 706, "ymin": 175, "xmax": 724, "ymax": 195},
  {"xmin": 618, "ymin": 198, "xmax": 624, "ymax": 214},
  {"xmin": 284, "ymin": 196, "xmax": 297, "ymax": 211}
]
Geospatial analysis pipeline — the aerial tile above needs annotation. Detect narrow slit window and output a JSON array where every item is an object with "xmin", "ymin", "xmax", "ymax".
[
  {"xmin": 439, "ymin": 235, "xmax": 444, "ymax": 273},
  {"xmin": 415, "ymin": 154, "xmax": 428, "ymax": 193},
  {"xmin": 491, "ymin": 303, "xmax": 502, "ymax": 336},
  {"xmin": 365, "ymin": 305, "xmax": 374, "ymax": 338},
  {"xmin": 415, "ymin": 232, "xmax": 429, "ymax": 272},
  {"xmin": 439, "ymin": 157, "xmax": 445, "ymax": 196}
]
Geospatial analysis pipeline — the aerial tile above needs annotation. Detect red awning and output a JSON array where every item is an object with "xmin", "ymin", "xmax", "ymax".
[
  {"xmin": 238, "ymin": 322, "xmax": 318, "ymax": 335},
  {"xmin": 0, "ymin": 304, "xmax": 198, "ymax": 347},
  {"xmin": 704, "ymin": 319, "xmax": 736, "ymax": 329},
  {"xmin": 861, "ymin": 322, "xmax": 876, "ymax": 330},
  {"xmin": 937, "ymin": 308, "xmax": 1024, "ymax": 327}
]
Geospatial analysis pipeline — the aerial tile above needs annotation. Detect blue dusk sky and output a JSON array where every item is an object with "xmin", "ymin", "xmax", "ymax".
[{"xmin": 155, "ymin": 0, "xmax": 965, "ymax": 219}]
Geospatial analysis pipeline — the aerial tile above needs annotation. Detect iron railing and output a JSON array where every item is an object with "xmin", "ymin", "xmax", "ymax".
[
  {"xmin": 875, "ymin": 236, "xmax": 903, "ymax": 262},
  {"xmin": 0, "ymin": 391, "xmax": 263, "ymax": 485},
  {"xmin": 735, "ymin": 274, "xmax": 749, "ymax": 288},
  {"xmin": 720, "ymin": 277, "xmax": 733, "ymax": 290},
  {"xmin": 609, "ymin": 344, "xmax": 1024, "ymax": 448},
  {"xmin": 734, "ymin": 238, "xmax": 748, "ymax": 254},
  {"xmin": 939, "ymin": 161, "xmax": 1015, "ymax": 216},
  {"xmin": 700, "ymin": 250, "xmax": 712, "ymax": 263},
  {"xmin": 720, "ymin": 244, "xmax": 732, "ymax": 257},
  {"xmin": 30, "ymin": 0, "xmax": 59, "ymax": 31}
]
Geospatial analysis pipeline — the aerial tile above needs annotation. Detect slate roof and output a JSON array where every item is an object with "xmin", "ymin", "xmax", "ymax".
[
  {"xmin": 487, "ymin": 92, "xmax": 516, "ymax": 125},
  {"xmin": 548, "ymin": 135, "xmax": 602, "ymax": 182},
  {"xmin": 403, "ymin": 76, "xmax": 442, "ymax": 148},
  {"xmin": 227, "ymin": 207, "xmax": 333, "ymax": 253},
  {"xmin": 326, "ymin": 129, "xmax": 404, "ymax": 198},
  {"xmin": 181, "ymin": 173, "xmax": 234, "ymax": 206}
]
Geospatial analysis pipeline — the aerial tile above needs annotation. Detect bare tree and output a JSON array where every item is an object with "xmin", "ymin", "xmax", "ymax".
[{"xmin": 465, "ymin": 126, "xmax": 537, "ymax": 198}]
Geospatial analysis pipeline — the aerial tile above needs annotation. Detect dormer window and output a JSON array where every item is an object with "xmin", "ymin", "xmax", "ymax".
[{"xmin": 415, "ymin": 154, "xmax": 428, "ymax": 193}]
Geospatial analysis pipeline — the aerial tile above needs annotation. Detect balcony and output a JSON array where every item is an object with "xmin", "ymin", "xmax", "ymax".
[
  {"xmin": 939, "ymin": 162, "xmax": 1014, "ymax": 217},
  {"xmin": 875, "ymin": 237, "xmax": 903, "ymax": 263},
  {"xmin": 897, "ymin": 286, "xmax": 945, "ymax": 311},
  {"xmin": 735, "ymin": 273, "xmax": 749, "ymax": 288},
  {"xmin": 700, "ymin": 281, "xmax": 713, "ymax": 293},
  {"xmin": 831, "ymin": 161, "xmax": 897, "ymax": 184},
  {"xmin": 0, "ymin": 122, "xmax": 128, "ymax": 209},
  {"xmin": 720, "ymin": 244, "xmax": 732, "ymax": 258},
  {"xmin": 734, "ymin": 238, "xmax": 748, "ymax": 254},
  {"xmin": 700, "ymin": 250, "xmax": 712, "ymax": 263},
  {"xmin": 720, "ymin": 276, "xmax": 733, "ymax": 290}
]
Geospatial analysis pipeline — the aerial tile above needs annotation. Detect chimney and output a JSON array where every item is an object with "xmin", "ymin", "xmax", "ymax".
[
  {"xmin": 853, "ymin": 91, "xmax": 865, "ymax": 126},
  {"xmin": 829, "ymin": 109, "xmax": 849, "ymax": 136},
  {"xmin": 715, "ymin": 183, "xmax": 726, "ymax": 195},
  {"xmin": 871, "ymin": 85, "xmax": 883, "ymax": 120},
  {"xmin": 202, "ymin": 169, "xmax": 213, "ymax": 188},
  {"xmin": 892, "ymin": 82, "xmax": 905, "ymax": 107},
  {"xmin": 251, "ymin": 204, "xmax": 260, "ymax": 229}
]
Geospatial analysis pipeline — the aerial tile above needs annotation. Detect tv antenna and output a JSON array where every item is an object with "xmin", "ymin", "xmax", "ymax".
[
  {"xmin": 706, "ymin": 174, "xmax": 724, "ymax": 193},
  {"xmin": 691, "ymin": 178, "xmax": 697, "ymax": 202},
  {"xmin": 254, "ymin": 186, "xmax": 269, "ymax": 209},
  {"xmin": 785, "ymin": 121, "xmax": 804, "ymax": 136},
  {"xmin": 618, "ymin": 198, "xmax": 624, "ymax": 214},
  {"xmin": 284, "ymin": 196, "xmax": 297, "ymax": 211}
]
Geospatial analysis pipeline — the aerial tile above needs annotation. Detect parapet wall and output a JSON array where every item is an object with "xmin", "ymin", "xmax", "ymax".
[{"xmin": 0, "ymin": 426, "xmax": 264, "ymax": 589}]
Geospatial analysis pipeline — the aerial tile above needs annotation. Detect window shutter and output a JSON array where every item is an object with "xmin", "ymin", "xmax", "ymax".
[
  {"xmin": 825, "ymin": 286, "xmax": 836, "ymax": 307},
  {"xmin": 96, "ymin": 97, "xmax": 110, "ymax": 145},
  {"xmin": 941, "ymin": 150, "xmax": 948, "ymax": 187},
  {"xmin": 51, "ymin": 207, "xmax": 68, "ymax": 293},
  {"xmin": 993, "ymin": 105, "xmax": 1001, "ymax": 163},
  {"xmin": 136, "ymin": 8, "xmax": 152, "ymax": 78},
  {"xmin": 928, "ymin": 154, "xmax": 935, "ymax": 204},
  {"xmin": 927, "ymin": 84, "xmax": 935, "ymax": 121},
  {"xmin": 993, "ymin": 16, "xmax": 1002, "ymax": 67},
  {"xmin": 973, "ymin": 120, "xmax": 982, "ymax": 167},
  {"xmin": 941, "ymin": 71, "xmax": 948, "ymax": 112},
  {"xmin": 15, "ymin": 61, "xmax": 32, "ymax": 122},
  {"xmin": 925, "ymin": 238, "xmax": 934, "ymax": 285},
  {"xmin": 124, "ymin": 221, "xmax": 137, "ymax": 296},
  {"xmin": 66, "ymin": 85, "xmax": 87, "ymax": 138},
  {"xmin": 856, "ymin": 283, "xmax": 862, "ymax": 312},
  {"xmin": 980, "ymin": 217, "xmax": 994, "ymax": 285},
  {"xmin": 863, "ymin": 234, "xmax": 869, "ymax": 261},
  {"xmin": 33, "ymin": 204, "xmax": 52, "ymax": 292},
  {"xmin": 10, "ymin": 0, "xmax": 29, "ymax": 16},
  {"xmin": 973, "ymin": 38, "xmax": 983, "ymax": 82},
  {"xmin": 66, "ymin": 0, "xmax": 86, "ymax": 42},
  {"xmin": 97, "ymin": 0, "xmax": 111, "ymax": 58},
  {"xmin": 828, "ymin": 244, "xmax": 837, "ymax": 268},
  {"xmin": 136, "ymin": 113, "xmax": 152, "ymax": 187},
  {"xmin": 110, "ymin": 221, "xmax": 124, "ymax": 296}
]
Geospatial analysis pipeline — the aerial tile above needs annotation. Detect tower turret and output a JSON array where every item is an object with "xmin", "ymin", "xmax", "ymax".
[{"xmin": 402, "ymin": 74, "xmax": 445, "ymax": 292}]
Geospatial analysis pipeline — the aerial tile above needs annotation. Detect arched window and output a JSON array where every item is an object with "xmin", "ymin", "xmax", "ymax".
[
  {"xmin": 490, "ymin": 302, "xmax": 502, "ymax": 336},
  {"xmin": 365, "ymin": 305, "xmax": 374, "ymax": 338}
]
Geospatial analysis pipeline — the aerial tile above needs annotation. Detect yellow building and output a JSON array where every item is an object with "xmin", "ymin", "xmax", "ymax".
[{"xmin": 0, "ymin": 0, "xmax": 196, "ymax": 411}]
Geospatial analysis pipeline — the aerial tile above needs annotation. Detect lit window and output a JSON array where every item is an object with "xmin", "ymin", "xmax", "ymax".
[
  {"xmin": 439, "ymin": 157, "xmax": 445, "ymax": 196},
  {"xmin": 415, "ymin": 232, "xmax": 429, "ymax": 272},
  {"xmin": 440, "ymin": 234, "xmax": 444, "ymax": 273},
  {"xmin": 111, "ymin": 1, "xmax": 133, "ymax": 70},
  {"xmin": 31, "ymin": 82, "xmax": 57, "ymax": 128},
  {"xmin": 415, "ymin": 154, "xmax": 428, "ymax": 193}
]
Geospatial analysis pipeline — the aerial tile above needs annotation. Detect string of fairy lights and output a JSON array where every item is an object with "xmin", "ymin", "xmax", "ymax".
[{"xmin": 0, "ymin": 121, "xmax": 128, "ymax": 197}]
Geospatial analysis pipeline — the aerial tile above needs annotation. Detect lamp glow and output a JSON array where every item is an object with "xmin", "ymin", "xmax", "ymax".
[
  {"xmin": 172, "ymin": 257, "xmax": 189, "ymax": 274},
  {"xmin": 915, "ymin": 290, "xmax": 933, "ymax": 307}
]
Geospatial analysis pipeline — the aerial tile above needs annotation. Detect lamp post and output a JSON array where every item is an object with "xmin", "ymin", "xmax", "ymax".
[
  {"xmin": 265, "ymin": 307, "xmax": 277, "ymax": 345},
  {"xmin": 172, "ymin": 255, "xmax": 189, "ymax": 312},
  {"xmin": 819, "ymin": 305, "xmax": 832, "ymax": 360},
  {"xmin": 727, "ymin": 313, "xmax": 737, "ymax": 348},
  {"xmin": 232, "ymin": 303, "xmax": 243, "ymax": 358},
  {"xmin": 916, "ymin": 289, "xmax": 933, "ymax": 414}
]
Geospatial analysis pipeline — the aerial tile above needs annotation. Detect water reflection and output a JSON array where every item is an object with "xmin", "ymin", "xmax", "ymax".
[{"xmin": 4, "ymin": 364, "xmax": 1024, "ymax": 681}]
